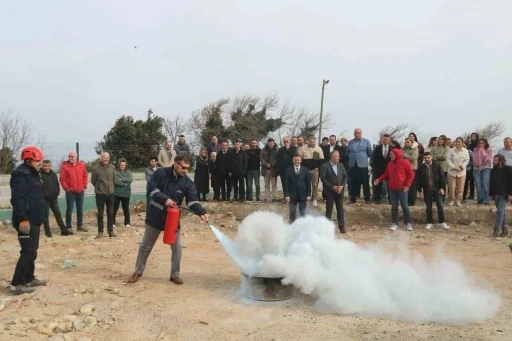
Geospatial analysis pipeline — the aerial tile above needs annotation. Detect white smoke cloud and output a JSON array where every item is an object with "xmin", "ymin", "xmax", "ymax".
[{"xmin": 212, "ymin": 211, "xmax": 500, "ymax": 325}]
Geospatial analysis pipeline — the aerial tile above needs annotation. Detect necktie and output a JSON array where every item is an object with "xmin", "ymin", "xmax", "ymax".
[
  {"xmin": 296, "ymin": 167, "xmax": 300, "ymax": 175},
  {"xmin": 383, "ymin": 145, "xmax": 387, "ymax": 158}
]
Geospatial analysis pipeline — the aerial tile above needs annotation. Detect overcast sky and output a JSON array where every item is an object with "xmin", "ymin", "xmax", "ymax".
[{"xmin": 1, "ymin": 0, "xmax": 511, "ymax": 145}]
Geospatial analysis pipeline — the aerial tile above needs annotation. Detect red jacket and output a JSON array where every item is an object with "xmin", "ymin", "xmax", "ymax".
[
  {"xmin": 59, "ymin": 161, "xmax": 88, "ymax": 193},
  {"xmin": 377, "ymin": 149, "xmax": 415, "ymax": 190}
]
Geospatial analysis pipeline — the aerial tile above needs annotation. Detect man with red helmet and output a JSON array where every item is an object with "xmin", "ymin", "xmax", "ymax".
[{"xmin": 9, "ymin": 146, "xmax": 48, "ymax": 294}]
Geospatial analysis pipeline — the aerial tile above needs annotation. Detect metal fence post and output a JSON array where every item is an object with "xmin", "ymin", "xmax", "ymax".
[{"xmin": 76, "ymin": 142, "xmax": 80, "ymax": 161}]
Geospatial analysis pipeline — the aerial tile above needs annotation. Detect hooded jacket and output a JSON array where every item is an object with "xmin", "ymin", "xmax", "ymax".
[
  {"xmin": 59, "ymin": 161, "xmax": 88, "ymax": 193},
  {"xmin": 377, "ymin": 149, "xmax": 415, "ymax": 191}
]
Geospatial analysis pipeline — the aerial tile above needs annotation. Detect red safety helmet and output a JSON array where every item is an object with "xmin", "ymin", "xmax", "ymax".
[{"xmin": 21, "ymin": 146, "xmax": 44, "ymax": 162}]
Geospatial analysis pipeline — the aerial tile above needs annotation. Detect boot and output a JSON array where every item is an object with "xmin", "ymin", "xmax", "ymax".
[
  {"xmin": 44, "ymin": 230, "xmax": 52, "ymax": 238},
  {"xmin": 493, "ymin": 227, "xmax": 499, "ymax": 237},
  {"xmin": 500, "ymin": 227, "xmax": 508, "ymax": 237},
  {"xmin": 61, "ymin": 228, "xmax": 72, "ymax": 236}
]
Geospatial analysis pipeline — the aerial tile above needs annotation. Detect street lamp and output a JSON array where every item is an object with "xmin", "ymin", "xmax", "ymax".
[{"xmin": 318, "ymin": 79, "xmax": 330, "ymax": 141}]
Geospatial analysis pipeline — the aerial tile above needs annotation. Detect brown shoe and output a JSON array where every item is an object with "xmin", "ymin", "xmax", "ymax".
[
  {"xmin": 170, "ymin": 277, "xmax": 183, "ymax": 285},
  {"xmin": 127, "ymin": 273, "xmax": 142, "ymax": 284}
]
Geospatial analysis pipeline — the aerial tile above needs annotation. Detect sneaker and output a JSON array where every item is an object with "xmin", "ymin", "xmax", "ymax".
[
  {"xmin": 425, "ymin": 224, "xmax": 433, "ymax": 230},
  {"xmin": 313, "ymin": 200, "xmax": 318, "ymax": 207},
  {"xmin": 125, "ymin": 224, "xmax": 131, "ymax": 228},
  {"xmin": 96, "ymin": 232, "xmax": 104, "ymax": 239},
  {"xmin": 10, "ymin": 285, "xmax": 35, "ymax": 295},
  {"xmin": 406, "ymin": 224, "xmax": 413, "ymax": 231},
  {"xmin": 45, "ymin": 231, "xmax": 53, "ymax": 238},
  {"xmin": 27, "ymin": 278, "xmax": 47, "ymax": 287},
  {"xmin": 390, "ymin": 224, "xmax": 398, "ymax": 231},
  {"xmin": 456, "ymin": 202, "xmax": 462, "ymax": 207},
  {"xmin": 448, "ymin": 201, "xmax": 454, "ymax": 207},
  {"xmin": 77, "ymin": 227, "xmax": 89, "ymax": 232},
  {"xmin": 108, "ymin": 232, "xmax": 117, "ymax": 238},
  {"xmin": 66, "ymin": 228, "xmax": 74, "ymax": 235},
  {"xmin": 61, "ymin": 229, "xmax": 72, "ymax": 236},
  {"xmin": 439, "ymin": 223, "xmax": 450, "ymax": 230}
]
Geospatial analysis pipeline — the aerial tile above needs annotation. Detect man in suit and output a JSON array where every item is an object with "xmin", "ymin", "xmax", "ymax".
[
  {"xmin": 320, "ymin": 151, "xmax": 348, "ymax": 233},
  {"xmin": 216, "ymin": 140, "xmax": 232, "ymax": 201},
  {"xmin": 284, "ymin": 154, "xmax": 311, "ymax": 223},
  {"xmin": 347, "ymin": 128, "xmax": 373, "ymax": 204},
  {"xmin": 322, "ymin": 135, "xmax": 343, "ymax": 162},
  {"xmin": 157, "ymin": 140, "xmax": 177, "ymax": 167},
  {"xmin": 370, "ymin": 134, "xmax": 392, "ymax": 204}
]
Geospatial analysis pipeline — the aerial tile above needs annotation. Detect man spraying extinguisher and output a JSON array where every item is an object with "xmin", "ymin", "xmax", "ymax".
[{"xmin": 127, "ymin": 155, "xmax": 208, "ymax": 285}]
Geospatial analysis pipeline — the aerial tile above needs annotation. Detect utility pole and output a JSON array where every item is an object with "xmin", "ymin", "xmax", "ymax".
[{"xmin": 318, "ymin": 79, "xmax": 330, "ymax": 141}]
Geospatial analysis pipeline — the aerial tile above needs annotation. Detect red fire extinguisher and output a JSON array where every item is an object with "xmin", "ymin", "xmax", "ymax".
[{"xmin": 163, "ymin": 207, "xmax": 181, "ymax": 245}]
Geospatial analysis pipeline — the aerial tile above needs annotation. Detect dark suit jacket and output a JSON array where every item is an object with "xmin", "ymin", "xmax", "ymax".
[
  {"xmin": 371, "ymin": 144, "xmax": 392, "ymax": 176},
  {"xmin": 284, "ymin": 165, "xmax": 311, "ymax": 202},
  {"xmin": 216, "ymin": 150, "xmax": 231, "ymax": 175},
  {"xmin": 320, "ymin": 162, "xmax": 348, "ymax": 195},
  {"xmin": 322, "ymin": 145, "xmax": 343, "ymax": 162}
]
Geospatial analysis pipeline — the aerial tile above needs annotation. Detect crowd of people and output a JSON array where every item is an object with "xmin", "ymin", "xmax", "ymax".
[{"xmin": 7, "ymin": 131, "xmax": 512, "ymax": 294}]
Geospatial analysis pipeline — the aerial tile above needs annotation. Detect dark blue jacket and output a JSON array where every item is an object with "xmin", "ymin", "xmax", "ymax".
[
  {"xmin": 283, "ymin": 165, "xmax": 311, "ymax": 202},
  {"xmin": 10, "ymin": 163, "xmax": 45, "ymax": 228},
  {"xmin": 146, "ymin": 166, "xmax": 206, "ymax": 231}
]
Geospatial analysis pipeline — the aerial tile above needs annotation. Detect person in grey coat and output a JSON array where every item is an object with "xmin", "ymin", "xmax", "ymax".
[
  {"xmin": 320, "ymin": 150, "xmax": 348, "ymax": 233},
  {"xmin": 174, "ymin": 135, "xmax": 191, "ymax": 156},
  {"xmin": 284, "ymin": 154, "xmax": 311, "ymax": 223}
]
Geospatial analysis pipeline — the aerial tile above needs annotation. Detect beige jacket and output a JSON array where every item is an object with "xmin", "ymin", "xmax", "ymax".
[
  {"xmin": 158, "ymin": 148, "xmax": 177, "ymax": 167},
  {"xmin": 300, "ymin": 145, "xmax": 324, "ymax": 160},
  {"xmin": 447, "ymin": 147, "xmax": 470, "ymax": 178}
]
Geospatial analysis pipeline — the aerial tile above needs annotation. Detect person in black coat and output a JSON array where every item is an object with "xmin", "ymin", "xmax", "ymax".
[
  {"xmin": 40, "ymin": 160, "xmax": 69, "ymax": 237},
  {"xmin": 321, "ymin": 135, "xmax": 343, "ymax": 199},
  {"xmin": 320, "ymin": 150, "xmax": 348, "ymax": 233},
  {"xmin": 245, "ymin": 139, "xmax": 261, "ymax": 201},
  {"xmin": 277, "ymin": 137, "xmax": 297, "ymax": 200},
  {"xmin": 489, "ymin": 153, "xmax": 512, "ymax": 237},
  {"xmin": 370, "ymin": 134, "xmax": 392, "ymax": 203},
  {"xmin": 284, "ymin": 154, "xmax": 311, "ymax": 223},
  {"xmin": 9, "ymin": 147, "xmax": 48, "ymax": 295},
  {"xmin": 229, "ymin": 140, "xmax": 248, "ymax": 202},
  {"xmin": 208, "ymin": 152, "xmax": 220, "ymax": 200},
  {"xmin": 416, "ymin": 152, "xmax": 449, "ymax": 230},
  {"xmin": 194, "ymin": 148, "xmax": 210, "ymax": 201},
  {"xmin": 216, "ymin": 140, "xmax": 232, "ymax": 201}
]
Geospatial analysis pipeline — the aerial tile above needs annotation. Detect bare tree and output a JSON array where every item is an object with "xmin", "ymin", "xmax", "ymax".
[
  {"xmin": 377, "ymin": 123, "xmax": 419, "ymax": 144},
  {"xmin": 188, "ymin": 98, "xmax": 230, "ymax": 145},
  {"xmin": 462, "ymin": 120, "xmax": 506, "ymax": 146},
  {"xmin": 281, "ymin": 106, "xmax": 333, "ymax": 139},
  {"xmin": 0, "ymin": 110, "xmax": 32, "ymax": 173},
  {"xmin": 163, "ymin": 115, "xmax": 188, "ymax": 145}
]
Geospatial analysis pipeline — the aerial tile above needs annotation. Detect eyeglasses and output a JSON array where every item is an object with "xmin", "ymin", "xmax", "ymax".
[
  {"xmin": 68, "ymin": 156, "xmax": 76, "ymax": 158},
  {"xmin": 176, "ymin": 162, "xmax": 190, "ymax": 170},
  {"xmin": 283, "ymin": 141, "xmax": 290, "ymax": 143}
]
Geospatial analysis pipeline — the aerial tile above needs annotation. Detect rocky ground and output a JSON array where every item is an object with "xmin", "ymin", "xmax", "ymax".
[{"xmin": 0, "ymin": 200, "xmax": 511, "ymax": 341}]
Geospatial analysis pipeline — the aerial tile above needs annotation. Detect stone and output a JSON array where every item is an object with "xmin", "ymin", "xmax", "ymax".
[
  {"xmin": 15, "ymin": 332, "xmax": 28, "ymax": 337},
  {"xmin": 73, "ymin": 316, "xmax": 97, "ymax": 331},
  {"xmin": 62, "ymin": 260, "xmax": 76, "ymax": 269},
  {"xmin": 468, "ymin": 222, "xmax": 477, "ymax": 227},
  {"xmin": 0, "ymin": 303, "xmax": 5, "ymax": 312},
  {"xmin": 66, "ymin": 248, "xmax": 77, "ymax": 254},
  {"xmin": 73, "ymin": 287, "xmax": 87, "ymax": 294},
  {"xmin": 79, "ymin": 303, "xmax": 95, "ymax": 316},
  {"xmin": 36, "ymin": 321, "xmax": 58, "ymax": 335},
  {"xmin": 48, "ymin": 334, "xmax": 66, "ymax": 341},
  {"xmin": 61, "ymin": 315, "xmax": 78, "ymax": 322},
  {"xmin": 63, "ymin": 335, "xmax": 74, "ymax": 341},
  {"xmin": 54, "ymin": 321, "xmax": 73, "ymax": 333}
]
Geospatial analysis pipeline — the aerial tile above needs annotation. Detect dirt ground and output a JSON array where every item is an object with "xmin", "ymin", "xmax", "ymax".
[{"xmin": 0, "ymin": 201, "xmax": 511, "ymax": 341}]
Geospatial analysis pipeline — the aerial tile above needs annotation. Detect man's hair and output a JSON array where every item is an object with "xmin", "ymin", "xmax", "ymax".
[
  {"xmin": 118, "ymin": 158, "xmax": 127, "ymax": 164},
  {"xmin": 329, "ymin": 150, "xmax": 339, "ymax": 158},
  {"xmin": 179, "ymin": 135, "xmax": 185, "ymax": 138},
  {"xmin": 221, "ymin": 139, "xmax": 228, "ymax": 144},
  {"xmin": 329, "ymin": 134, "xmax": 337, "ymax": 139},
  {"xmin": 308, "ymin": 135, "xmax": 316, "ymax": 140},
  {"xmin": 251, "ymin": 138, "xmax": 258, "ymax": 142},
  {"xmin": 423, "ymin": 152, "xmax": 432, "ymax": 157},
  {"xmin": 292, "ymin": 136, "xmax": 298, "ymax": 139},
  {"xmin": 322, "ymin": 137, "xmax": 328, "ymax": 142},
  {"xmin": 292, "ymin": 154, "xmax": 302, "ymax": 159},
  {"xmin": 382, "ymin": 134, "xmax": 391, "ymax": 138},
  {"xmin": 42, "ymin": 159, "xmax": 51, "ymax": 164},
  {"xmin": 404, "ymin": 137, "xmax": 411, "ymax": 142},
  {"xmin": 234, "ymin": 139, "xmax": 241, "ymax": 143},
  {"xmin": 165, "ymin": 140, "xmax": 172, "ymax": 144},
  {"xmin": 175, "ymin": 155, "xmax": 192, "ymax": 164},
  {"xmin": 267, "ymin": 138, "xmax": 275, "ymax": 143},
  {"xmin": 149, "ymin": 156, "xmax": 158, "ymax": 161}
]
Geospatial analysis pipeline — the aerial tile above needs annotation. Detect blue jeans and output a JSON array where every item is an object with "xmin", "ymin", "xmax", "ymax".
[
  {"xmin": 494, "ymin": 195, "xmax": 509, "ymax": 228},
  {"xmin": 389, "ymin": 190, "xmax": 410, "ymax": 225},
  {"xmin": 65, "ymin": 191, "xmax": 84, "ymax": 228},
  {"xmin": 473, "ymin": 168, "xmax": 490, "ymax": 204}
]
